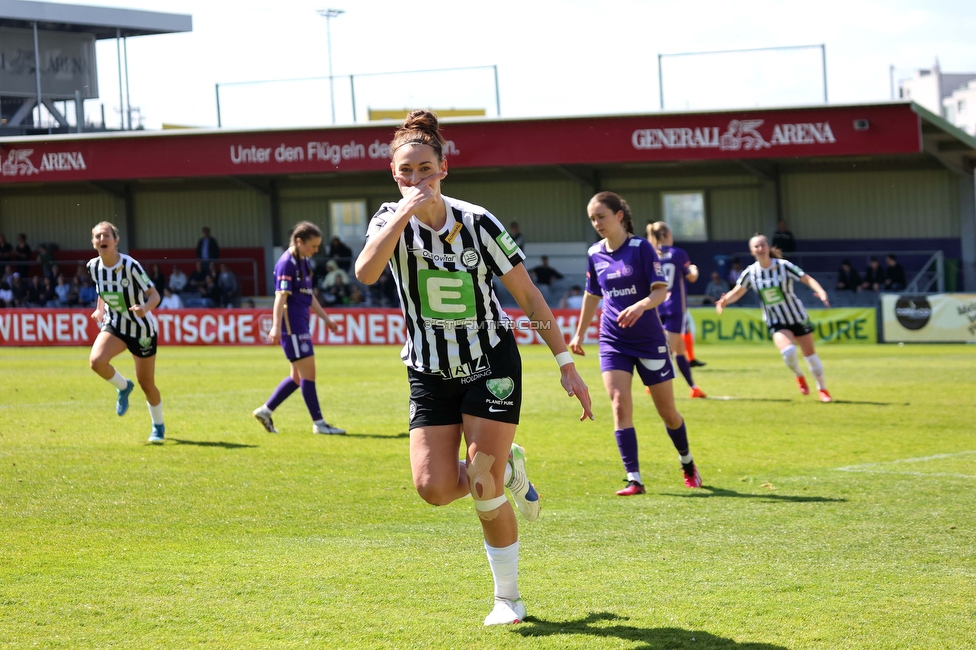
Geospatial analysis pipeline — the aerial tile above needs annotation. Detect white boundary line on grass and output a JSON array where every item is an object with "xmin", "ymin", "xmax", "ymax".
[{"xmin": 833, "ymin": 450, "xmax": 976, "ymax": 479}]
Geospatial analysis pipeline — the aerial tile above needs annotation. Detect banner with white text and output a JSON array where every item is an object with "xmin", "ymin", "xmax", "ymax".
[
  {"xmin": 689, "ymin": 307, "xmax": 877, "ymax": 344},
  {"xmin": 0, "ymin": 308, "xmax": 604, "ymax": 347}
]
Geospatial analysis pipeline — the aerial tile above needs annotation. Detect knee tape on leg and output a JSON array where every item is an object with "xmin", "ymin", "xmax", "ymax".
[{"xmin": 467, "ymin": 451, "xmax": 507, "ymax": 521}]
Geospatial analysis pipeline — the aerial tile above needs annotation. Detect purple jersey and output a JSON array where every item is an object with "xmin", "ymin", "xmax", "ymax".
[
  {"xmin": 585, "ymin": 236, "xmax": 669, "ymax": 357},
  {"xmin": 656, "ymin": 244, "xmax": 691, "ymax": 318},
  {"xmin": 274, "ymin": 251, "xmax": 314, "ymax": 336}
]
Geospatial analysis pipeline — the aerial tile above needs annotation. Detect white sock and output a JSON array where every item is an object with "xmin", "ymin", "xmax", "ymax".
[
  {"xmin": 485, "ymin": 540, "xmax": 520, "ymax": 601},
  {"xmin": 108, "ymin": 370, "xmax": 128, "ymax": 390},
  {"xmin": 805, "ymin": 354, "xmax": 826, "ymax": 390},
  {"xmin": 780, "ymin": 345, "xmax": 803, "ymax": 377},
  {"xmin": 257, "ymin": 404, "xmax": 272, "ymax": 415},
  {"xmin": 626, "ymin": 471, "xmax": 642, "ymax": 484},
  {"xmin": 679, "ymin": 452, "xmax": 693, "ymax": 465},
  {"xmin": 148, "ymin": 401, "xmax": 163, "ymax": 425}
]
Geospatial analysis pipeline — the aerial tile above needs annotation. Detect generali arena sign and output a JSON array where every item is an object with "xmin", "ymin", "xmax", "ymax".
[
  {"xmin": 0, "ymin": 308, "xmax": 602, "ymax": 347},
  {"xmin": 0, "ymin": 104, "xmax": 922, "ymax": 183}
]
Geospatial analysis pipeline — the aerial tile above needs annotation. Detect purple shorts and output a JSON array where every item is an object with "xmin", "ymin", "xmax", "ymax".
[
  {"xmin": 599, "ymin": 348, "xmax": 675, "ymax": 387},
  {"xmin": 281, "ymin": 331, "xmax": 314, "ymax": 362},
  {"xmin": 659, "ymin": 310, "xmax": 686, "ymax": 334}
]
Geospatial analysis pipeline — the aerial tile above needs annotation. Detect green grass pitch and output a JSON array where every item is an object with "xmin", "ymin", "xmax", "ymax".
[{"xmin": 1, "ymin": 343, "xmax": 974, "ymax": 648}]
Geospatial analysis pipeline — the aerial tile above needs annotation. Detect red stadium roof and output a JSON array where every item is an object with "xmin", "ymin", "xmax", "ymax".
[{"xmin": 0, "ymin": 102, "xmax": 973, "ymax": 184}]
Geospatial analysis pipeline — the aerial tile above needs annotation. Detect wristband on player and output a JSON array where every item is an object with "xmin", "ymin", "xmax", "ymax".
[{"xmin": 554, "ymin": 351, "xmax": 574, "ymax": 368}]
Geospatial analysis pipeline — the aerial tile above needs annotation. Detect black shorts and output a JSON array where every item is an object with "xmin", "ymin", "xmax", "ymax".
[
  {"xmin": 101, "ymin": 324, "xmax": 157, "ymax": 358},
  {"xmin": 408, "ymin": 330, "xmax": 522, "ymax": 429},
  {"xmin": 768, "ymin": 322, "xmax": 814, "ymax": 338}
]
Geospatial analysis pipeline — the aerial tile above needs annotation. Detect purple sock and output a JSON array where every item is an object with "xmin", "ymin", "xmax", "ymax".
[
  {"xmin": 666, "ymin": 420, "xmax": 689, "ymax": 456},
  {"xmin": 614, "ymin": 428, "xmax": 640, "ymax": 474},
  {"xmin": 266, "ymin": 378, "xmax": 299, "ymax": 411},
  {"xmin": 675, "ymin": 355, "xmax": 695, "ymax": 388},
  {"xmin": 300, "ymin": 379, "xmax": 323, "ymax": 422}
]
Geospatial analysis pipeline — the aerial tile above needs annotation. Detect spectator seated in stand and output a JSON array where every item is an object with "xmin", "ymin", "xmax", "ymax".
[
  {"xmin": 1, "ymin": 264, "xmax": 15, "ymax": 286},
  {"xmin": 54, "ymin": 274, "xmax": 74, "ymax": 307},
  {"xmin": 37, "ymin": 276, "xmax": 56, "ymax": 307},
  {"xmin": 158, "ymin": 286, "xmax": 184, "ymax": 309},
  {"xmin": 0, "ymin": 235, "xmax": 13, "ymax": 264},
  {"xmin": 11, "ymin": 274, "xmax": 28, "ymax": 307},
  {"xmin": 13, "ymin": 234, "xmax": 31, "ymax": 278},
  {"xmin": 0, "ymin": 281, "xmax": 12, "ymax": 307},
  {"xmin": 348, "ymin": 284, "xmax": 366, "ymax": 306},
  {"xmin": 884, "ymin": 254, "xmax": 906, "ymax": 292},
  {"xmin": 327, "ymin": 236, "xmax": 354, "ymax": 272},
  {"xmin": 67, "ymin": 276, "xmax": 82, "ymax": 307},
  {"xmin": 149, "ymin": 264, "xmax": 166, "ymax": 290},
  {"xmin": 186, "ymin": 260, "xmax": 209, "ymax": 295},
  {"xmin": 727, "ymin": 257, "xmax": 744, "ymax": 287},
  {"xmin": 702, "ymin": 271, "xmax": 729, "ymax": 305},
  {"xmin": 36, "ymin": 244, "xmax": 54, "ymax": 280},
  {"xmin": 323, "ymin": 274, "xmax": 351, "ymax": 306},
  {"xmin": 860, "ymin": 256, "xmax": 885, "ymax": 292},
  {"xmin": 835, "ymin": 259, "xmax": 861, "ymax": 292},
  {"xmin": 321, "ymin": 259, "xmax": 350, "ymax": 292},
  {"xmin": 168, "ymin": 264, "xmax": 187, "ymax": 293},
  {"xmin": 529, "ymin": 255, "xmax": 564, "ymax": 292},
  {"xmin": 79, "ymin": 275, "xmax": 97, "ymax": 307},
  {"xmin": 367, "ymin": 266, "xmax": 398, "ymax": 307},
  {"xmin": 217, "ymin": 263, "xmax": 240, "ymax": 307},
  {"xmin": 185, "ymin": 275, "xmax": 219, "ymax": 308},
  {"xmin": 558, "ymin": 285, "xmax": 584, "ymax": 310}
]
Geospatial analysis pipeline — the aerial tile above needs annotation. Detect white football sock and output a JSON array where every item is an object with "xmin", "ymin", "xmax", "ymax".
[
  {"xmin": 485, "ymin": 540, "xmax": 520, "ymax": 601},
  {"xmin": 679, "ymin": 452, "xmax": 693, "ymax": 465},
  {"xmin": 108, "ymin": 370, "xmax": 128, "ymax": 390},
  {"xmin": 148, "ymin": 401, "xmax": 163, "ymax": 425},
  {"xmin": 780, "ymin": 345, "xmax": 803, "ymax": 377},
  {"xmin": 626, "ymin": 471, "xmax": 642, "ymax": 484},
  {"xmin": 805, "ymin": 354, "xmax": 826, "ymax": 390}
]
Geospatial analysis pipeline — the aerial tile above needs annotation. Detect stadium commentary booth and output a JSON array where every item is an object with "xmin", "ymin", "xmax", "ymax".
[{"xmin": 1, "ymin": 101, "xmax": 974, "ymax": 347}]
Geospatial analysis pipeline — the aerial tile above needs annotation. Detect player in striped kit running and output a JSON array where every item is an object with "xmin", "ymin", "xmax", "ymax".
[
  {"xmin": 715, "ymin": 234, "xmax": 833, "ymax": 402},
  {"xmin": 355, "ymin": 110, "xmax": 592, "ymax": 626},
  {"xmin": 87, "ymin": 221, "xmax": 166, "ymax": 443}
]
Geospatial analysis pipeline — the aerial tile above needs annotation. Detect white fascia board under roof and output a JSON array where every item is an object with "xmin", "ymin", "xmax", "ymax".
[{"xmin": 0, "ymin": 0, "xmax": 191, "ymax": 37}]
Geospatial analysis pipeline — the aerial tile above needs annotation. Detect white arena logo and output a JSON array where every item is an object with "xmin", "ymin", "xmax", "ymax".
[
  {"xmin": 632, "ymin": 119, "xmax": 836, "ymax": 152},
  {"xmin": 1, "ymin": 148, "xmax": 87, "ymax": 176}
]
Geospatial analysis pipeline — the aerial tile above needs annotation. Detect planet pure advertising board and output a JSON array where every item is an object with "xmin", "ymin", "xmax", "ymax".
[{"xmin": 881, "ymin": 293, "xmax": 976, "ymax": 343}]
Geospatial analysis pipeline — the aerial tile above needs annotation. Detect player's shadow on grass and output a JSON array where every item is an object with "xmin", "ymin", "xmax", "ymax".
[
  {"xmin": 169, "ymin": 439, "xmax": 258, "ymax": 449},
  {"xmin": 662, "ymin": 485, "xmax": 845, "ymax": 503},
  {"xmin": 827, "ymin": 399, "xmax": 909, "ymax": 406},
  {"xmin": 343, "ymin": 432, "xmax": 410, "ymax": 440},
  {"xmin": 707, "ymin": 396, "xmax": 793, "ymax": 403},
  {"xmin": 513, "ymin": 612, "xmax": 787, "ymax": 649}
]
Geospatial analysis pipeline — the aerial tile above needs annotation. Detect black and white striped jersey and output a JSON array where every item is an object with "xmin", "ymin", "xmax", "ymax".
[
  {"xmin": 87, "ymin": 254, "xmax": 158, "ymax": 339},
  {"xmin": 736, "ymin": 258, "xmax": 810, "ymax": 326},
  {"xmin": 366, "ymin": 195, "xmax": 525, "ymax": 374}
]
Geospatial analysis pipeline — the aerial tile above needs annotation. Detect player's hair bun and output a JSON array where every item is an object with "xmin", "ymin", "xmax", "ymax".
[{"xmin": 390, "ymin": 109, "xmax": 447, "ymax": 159}]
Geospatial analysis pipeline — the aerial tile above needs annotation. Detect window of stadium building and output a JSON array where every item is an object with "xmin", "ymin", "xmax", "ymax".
[{"xmin": 662, "ymin": 191, "xmax": 707, "ymax": 242}]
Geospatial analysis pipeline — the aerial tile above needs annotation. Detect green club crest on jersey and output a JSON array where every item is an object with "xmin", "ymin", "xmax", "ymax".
[
  {"xmin": 495, "ymin": 232, "xmax": 519, "ymax": 257},
  {"xmin": 486, "ymin": 377, "xmax": 515, "ymax": 400}
]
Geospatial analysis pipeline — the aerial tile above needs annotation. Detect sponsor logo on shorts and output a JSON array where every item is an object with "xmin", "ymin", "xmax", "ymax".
[
  {"xmin": 300, "ymin": 342, "xmax": 310, "ymax": 352},
  {"xmin": 438, "ymin": 355, "xmax": 491, "ymax": 380},
  {"xmin": 138, "ymin": 336, "xmax": 152, "ymax": 351},
  {"xmin": 486, "ymin": 377, "xmax": 514, "ymax": 400},
  {"xmin": 409, "ymin": 401, "xmax": 417, "ymax": 420},
  {"xmin": 488, "ymin": 406, "xmax": 507, "ymax": 413}
]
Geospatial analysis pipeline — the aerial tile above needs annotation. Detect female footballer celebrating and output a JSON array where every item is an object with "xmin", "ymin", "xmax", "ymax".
[
  {"xmin": 87, "ymin": 221, "xmax": 165, "ymax": 443},
  {"xmin": 569, "ymin": 193, "xmax": 703, "ymax": 496},
  {"xmin": 355, "ymin": 110, "xmax": 592, "ymax": 626},
  {"xmin": 716, "ymin": 234, "xmax": 832, "ymax": 402},
  {"xmin": 252, "ymin": 222, "xmax": 345, "ymax": 434}
]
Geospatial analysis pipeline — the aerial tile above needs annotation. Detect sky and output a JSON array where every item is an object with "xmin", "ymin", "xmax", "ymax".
[{"xmin": 52, "ymin": 0, "xmax": 976, "ymax": 130}]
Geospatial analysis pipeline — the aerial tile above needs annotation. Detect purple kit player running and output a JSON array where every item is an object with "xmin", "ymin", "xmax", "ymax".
[
  {"xmin": 647, "ymin": 221, "xmax": 706, "ymax": 399},
  {"xmin": 570, "ymin": 192, "xmax": 702, "ymax": 495},
  {"xmin": 252, "ymin": 221, "xmax": 346, "ymax": 435}
]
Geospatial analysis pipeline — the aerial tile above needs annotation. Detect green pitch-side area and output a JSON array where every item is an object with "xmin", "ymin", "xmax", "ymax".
[{"xmin": 1, "ymin": 344, "xmax": 973, "ymax": 649}]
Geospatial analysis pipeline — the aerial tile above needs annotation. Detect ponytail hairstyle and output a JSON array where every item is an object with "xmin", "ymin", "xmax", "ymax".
[
  {"xmin": 649, "ymin": 221, "xmax": 671, "ymax": 247},
  {"xmin": 390, "ymin": 109, "xmax": 447, "ymax": 161},
  {"xmin": 590, "ymin": 191, "xmax": 634, "ymax": 235},
  {"xmin": 289, "ymin": 221, "xmax": 322, "ymax": 281}
]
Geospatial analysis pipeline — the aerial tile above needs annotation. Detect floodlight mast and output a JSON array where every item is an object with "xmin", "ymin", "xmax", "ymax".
[{"xmin": 317, "ymin": 8, "xmax": 345, "ymax": 124}]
